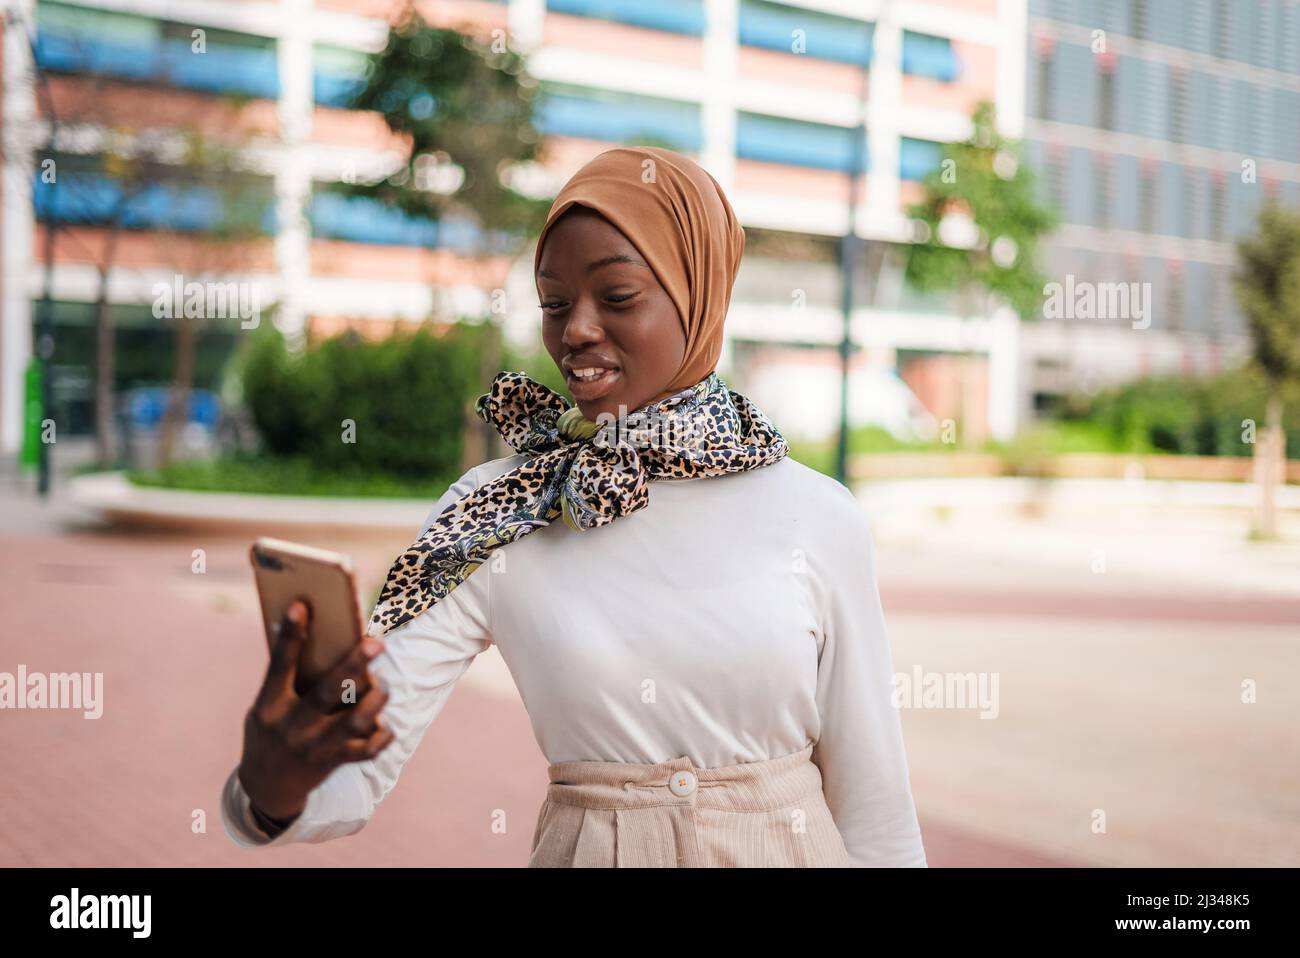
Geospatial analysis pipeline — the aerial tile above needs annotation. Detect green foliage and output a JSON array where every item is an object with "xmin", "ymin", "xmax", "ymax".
[
  {"xmin": 785, "ymin": 440, "xmax": 836, "ymax": 477},
  {"xmin": 501, "ymin": 340, "xmax": 568, "ymax": 395},
  {"xmin": 787, "ymin": 426, "xmax": 934, "ymax": 478},
  {"xmin": 904, "ymin": 101, "xmax": 1058, "ymax": 321},
  {"xmin": 237, "ymin": 323, "xmax": 486, "ymax": 480},
  {"xmin": 1234, "ymin": 201, "xmax": 1300, "ymax": 386},
  {"xmin": 129, "ymin": 455, "xmax": 455, "ymax": 498},
  {"xmin": 339, "ymin": 10, "xmax": 551, "ymax": 239},
  {"xmin": 1073, "ymin": 365, "xmax": 1300, "ymax": 458},
  {"xmin": 788, "ymin": 366, "xmax": 1298, "ymax": 481}
]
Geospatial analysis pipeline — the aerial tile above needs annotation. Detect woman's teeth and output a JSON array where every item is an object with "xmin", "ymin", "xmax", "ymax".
[{"xmin": 572, "ymin": 368, "xmax": 615, "ymax": 381}]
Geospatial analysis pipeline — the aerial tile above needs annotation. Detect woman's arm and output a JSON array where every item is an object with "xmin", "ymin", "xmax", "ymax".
[
  {"xmin": 220, "ymin": 465, "xmax": 494, "ymax": 848},
  {"xmin": 808, "ymin": 483, "xmax": 928, "ymax": 867}
]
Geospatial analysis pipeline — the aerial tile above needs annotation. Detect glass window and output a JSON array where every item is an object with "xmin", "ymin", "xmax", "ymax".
[
  {"xmin": 32, "ymin": 154, "xmax": 276, "ymax": 234},
  {"xmin": 902, "ymin": 31, "xmax": 960, "ymax": 82},
  {"xmin": 737, "ymin": 112, "xmax": 862, "ymax": 172},
  {"xmin": 1034, "ymin": 42, "xmax": 1053, "ymax": 120},
  {"xmin": 739, "ymin": 0, "xmax": 872, "ymax": 65},
  {"xmin": 314, "ymin": 44, "xmax": 372, "ymax": 108},
  {"xmin": 535, "ymin": 83, "xmax": 702, "ymax": 151},
  {"xmin": 899, "ymin": 137, "xmax": 942, "ymax": 182},
  {"xmin": 546, "ymin": 0, "xmax": 706, "ymax": 37},
  {"xmin": 310, "ymin": 191, "xmax": 440, "ymax": 248},
  {"xmin": 34, "ymin": 0, "xmax": 279, "ymax": 99}
]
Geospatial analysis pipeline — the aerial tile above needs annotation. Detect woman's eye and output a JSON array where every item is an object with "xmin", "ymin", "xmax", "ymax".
[
  {"xmin": 605, "ymin": 292, "xmax": 637, "ymax": 305},
  {"xmin": 539, "ymin": 300, "xmax": 565, "ymax": 311}
]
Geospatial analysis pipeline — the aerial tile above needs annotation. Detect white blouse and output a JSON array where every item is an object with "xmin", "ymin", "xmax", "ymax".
[{"xmin": 221, "ymin": 452, "xmax": 928, "ymax": 867}]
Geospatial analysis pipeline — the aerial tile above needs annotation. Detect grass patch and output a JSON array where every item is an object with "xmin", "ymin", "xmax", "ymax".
[
  {"xmin": 787, "ymin": 419, "xmax": 1141, "ymax": 479},
  {"xmin": 128, "ymin": 456, "xmax": 457, "ymax": 499}
]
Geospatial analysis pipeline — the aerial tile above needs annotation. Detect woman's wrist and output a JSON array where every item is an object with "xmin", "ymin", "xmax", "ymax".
[{"xmin": 249, "ymin": 799, "xmax": 301, "ymax": 838}]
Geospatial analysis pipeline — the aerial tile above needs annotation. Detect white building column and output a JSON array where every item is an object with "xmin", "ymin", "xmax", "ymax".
[
  {"xmin": 508, "ymin": 0, "xmax": 546, "ymax": 54},
  {"xmin": 274, "ymin": 0, "xmax": 314, "ymax": 344},
  {"xmin": 864, "ymin": 0, "xmax": 901, "ymax": 235},
  {"xmin": 987, "ymin": 304, "xmax": 1020, "ymax": 441},
  {"xmin": 701, "ymin": 0, "xmax": 738, "ymax": 191},
  {"xmin": 2, "ymin": 1, "xmax": 37, "ymax": 457},
  {"xmin": 996, "ymin": 0, "xmax": 1027, "ymax": 137}
]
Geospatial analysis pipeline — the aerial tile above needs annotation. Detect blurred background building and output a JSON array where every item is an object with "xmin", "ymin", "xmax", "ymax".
[
  {"xmin": 1, "ymin": 0, "xmax": 1298, "ymax": 458},
  {"xmin": 1023, "ymin": 0, "xmax": 1300, "ymax": 416}
]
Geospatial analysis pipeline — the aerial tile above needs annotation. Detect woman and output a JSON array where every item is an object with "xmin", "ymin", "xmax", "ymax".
[{"xmin": 222, "ymin": 146, "xmax": 927, "ymax": 867}]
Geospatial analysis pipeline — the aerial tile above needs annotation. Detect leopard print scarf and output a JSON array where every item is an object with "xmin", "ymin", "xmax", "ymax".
[{"xmin": 367, "ymin": 369, "xmax": 788, "ymax": 636}]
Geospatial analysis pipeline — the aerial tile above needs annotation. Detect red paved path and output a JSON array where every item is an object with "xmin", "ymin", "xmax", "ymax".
[{"xmin": 0, "ymin": 529, "xmax": 1095, "ymax": 867}]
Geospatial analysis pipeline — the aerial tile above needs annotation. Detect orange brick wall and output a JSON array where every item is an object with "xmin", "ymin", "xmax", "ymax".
[{"xmin": 900, "ymin": 352, "xmax": 989, "ymax": 443}]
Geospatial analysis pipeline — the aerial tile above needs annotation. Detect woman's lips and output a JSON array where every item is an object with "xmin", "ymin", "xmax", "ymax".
[{"xmin": 566, "ymin": 367, "xmax": 621, "ymax": 402}]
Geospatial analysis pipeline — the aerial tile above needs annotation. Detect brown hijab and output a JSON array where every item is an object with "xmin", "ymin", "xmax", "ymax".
[{"xmin": 532, "ymin": 146, "xmax": 746, "ymax": 408}]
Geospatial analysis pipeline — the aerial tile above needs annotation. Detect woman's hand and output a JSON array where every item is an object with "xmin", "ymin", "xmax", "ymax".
[{"xmin": 237, "ymin": 600, "xmax": 395, "ymax": 829}]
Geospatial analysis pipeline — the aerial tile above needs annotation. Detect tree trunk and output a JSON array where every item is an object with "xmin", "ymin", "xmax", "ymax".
[
  {"xmin": 158, "ymin": 311, "xmax": 200, "ymax": 469},
  {"xmin": 93, "ymin": 221, "xmax": 125, "ymax": 468},
  {"xmin": 1255, "ymin": 391, "xmax": 1284, "ymax": 539},
  {"xmin": 93, "ymin": 275, "xmax": 117, "ymax": 467},
  {"xmin": 462, "ymin": 315, "xmax": 501, "ymax": 467}
]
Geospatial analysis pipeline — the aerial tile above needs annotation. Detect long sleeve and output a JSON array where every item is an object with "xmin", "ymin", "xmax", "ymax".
[
  {"xmin": 221, "ymin": 464, "xmax": 494, "ymax": 848},
  {"xmin": 807, "ymin": 482, "xmax": 928, "ymax": 867}
]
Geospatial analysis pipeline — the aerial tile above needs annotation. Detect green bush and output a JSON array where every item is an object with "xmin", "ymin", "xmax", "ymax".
[
  {"xmin": 237, "ymin": 322, "xmax": 486, "ymax": 480},
  {"xmin": 501, "ymin": 340, "xmax": 568, "ymax": 395},
  {"xmin": 129, "ymin": 456, "xmax": 454, "ymax": 498},
  {"xmin": 1072, "ymin": 364, "xmax": 1300, "ymax": 458}
]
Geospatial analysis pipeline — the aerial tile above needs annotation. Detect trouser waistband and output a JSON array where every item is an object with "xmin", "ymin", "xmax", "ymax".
[{"xmin": 543, "ymin": 743, "xmax": 823, "ymax": 812}]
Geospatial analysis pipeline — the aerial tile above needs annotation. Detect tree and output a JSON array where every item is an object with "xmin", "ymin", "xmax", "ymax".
[
  {"xmin": 342, "ymin": 3, "xmax": 550, "ymax": 241},
  {"xmin": 1234, "ymin": 201, "xmax": 1300, "ymax": 540},
  {"xmin": 906, "ymin": 101, "xmax": 1057, "ymax": 320},
  {"xmin": 39, "ymin": 128, "xmax": 266, "ymax": 470},
  {"xmin": 7, "ymin": 10, "xmax": 268, "ymax": 470},
  {"xmin": 340, "ymin": 2, "xmax": 551, "ymax": 462},
  {"xmin": 904, "ymin": 101, "xmax": 1057, "ymax": 445},
  {"xmin": 151, "ymin": 137, "xmax": 271, "ymax": 470}
]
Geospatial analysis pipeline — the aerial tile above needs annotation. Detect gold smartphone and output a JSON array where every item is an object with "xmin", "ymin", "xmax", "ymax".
[{"xmin": 250, "ymin": 537, "xmax": 364, "ymax": 693}]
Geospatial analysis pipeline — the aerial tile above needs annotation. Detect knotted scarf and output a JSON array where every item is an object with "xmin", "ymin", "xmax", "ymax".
[
  {"xmin": 366, "ymin": 369, "xmax": 787, "ymax": 636},
  {"xmin": 367, "ymin": 145, "xmax": 780, "ymax": 636}
]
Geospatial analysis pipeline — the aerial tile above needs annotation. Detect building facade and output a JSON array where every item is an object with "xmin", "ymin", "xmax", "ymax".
[
  {"xmin": 2, "ymin": 0, "xmax": 1028, "ymax": 459},
  {"xmin": 1022, "ymin": 0, "xmax": 1300, "ymax": 414}
]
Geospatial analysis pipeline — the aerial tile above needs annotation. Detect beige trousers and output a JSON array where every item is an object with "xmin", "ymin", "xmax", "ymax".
[{"xmin": 527, "ymin": 744, "xmax": 851, "ymax": 867}]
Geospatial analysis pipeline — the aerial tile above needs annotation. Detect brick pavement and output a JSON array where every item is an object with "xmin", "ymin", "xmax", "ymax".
[
  {"xmin": 0, "ymin": 527, "xmax": 1091, "ymax": 867},
  {"xmin": 12, "ymin": 505, "xmax": 1298, "ymax": 866}
]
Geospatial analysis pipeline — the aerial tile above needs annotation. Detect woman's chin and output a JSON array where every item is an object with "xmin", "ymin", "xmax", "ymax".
[
  {"xmin": 574, "ymin": 392, "xmax": 641, "ymax": 423},
  {"xmin": 574, "ymin": 398, "xmax": 619, "ymax": 422}
]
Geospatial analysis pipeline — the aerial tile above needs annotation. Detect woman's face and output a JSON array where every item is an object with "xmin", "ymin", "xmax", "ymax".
[{"xmin": 536, "ymin": 206, "xmax": 686, "ymax": 421}]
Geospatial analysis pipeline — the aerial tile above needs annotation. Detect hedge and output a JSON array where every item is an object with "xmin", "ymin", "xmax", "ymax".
[{"xmin": 237, "ymin": 322, "xmax": 487, "ymax": 480}]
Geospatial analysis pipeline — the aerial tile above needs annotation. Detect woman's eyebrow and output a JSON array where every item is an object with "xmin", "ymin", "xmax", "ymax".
[
  {"xmin": 538, "ymin": 254, "xmax": 649, "ymax": 281},
  {"xmin": 586, "ymin": 254, "xmax": 650, "ymax": 273}
]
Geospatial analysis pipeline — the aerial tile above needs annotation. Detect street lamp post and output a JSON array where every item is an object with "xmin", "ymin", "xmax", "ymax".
[
  {"xmin": 834, "ymin": 22, "xmax": 871, "ymax": 486},
  {"xmin": 9, "ymin": 8, "xmax": 59, "ymax": 497}
]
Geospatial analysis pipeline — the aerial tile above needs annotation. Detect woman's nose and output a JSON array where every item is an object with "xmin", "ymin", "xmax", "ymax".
[{"xmin": 560, "ymin": 298, "xmax": 605, "ymax": 348}]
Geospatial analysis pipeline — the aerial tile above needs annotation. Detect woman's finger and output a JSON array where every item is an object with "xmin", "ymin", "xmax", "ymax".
[
  {"xmin": 335, "ymin": 724, "xmax": 396, "ymax": 764},
  {"xmin": 295, "ymin": 676, "xmax": 390, "ymax": 744},
  {"xmin": 296, "ymin": 634, "xmax": 383, "ymax": 718},
  {"xmin": 255, "ymin": 599, "xmax": 310, "ymax": 712},
  {"xmin": 341, "ymin": 680, "xmax": 390, "ymax": 737}
]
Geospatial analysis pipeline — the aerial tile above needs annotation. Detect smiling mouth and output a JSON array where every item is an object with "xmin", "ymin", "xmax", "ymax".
[{"xmin": 565, "ymin": 366, "xmax": 622, "ymax": 401}]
